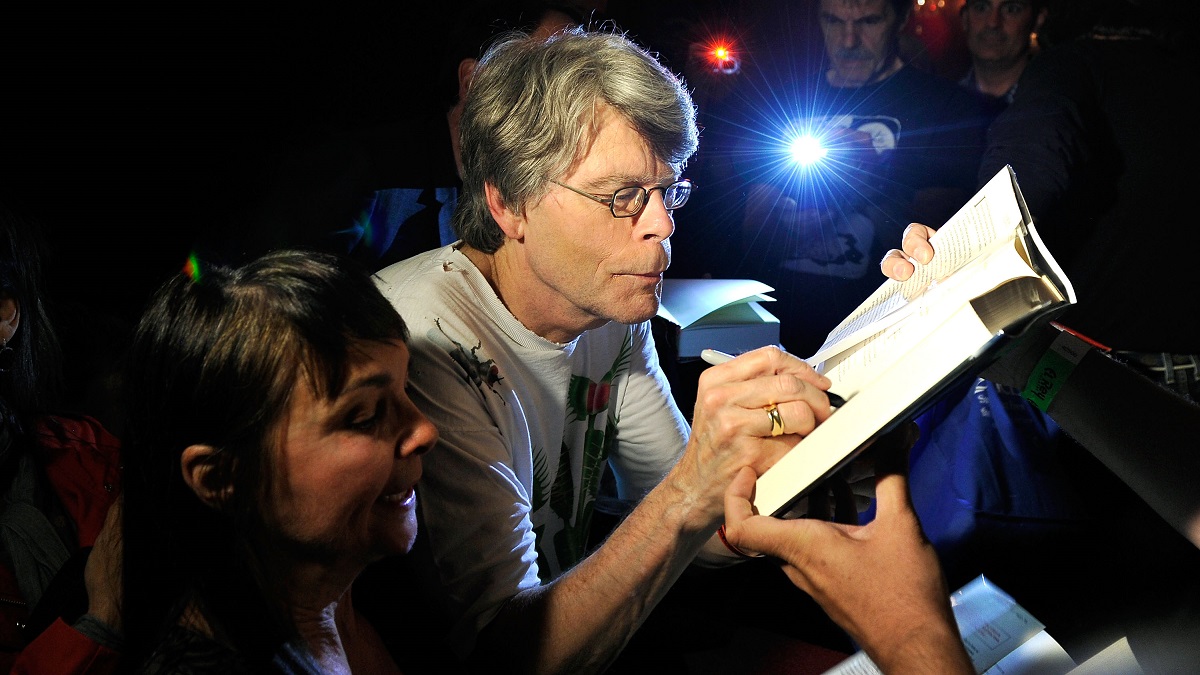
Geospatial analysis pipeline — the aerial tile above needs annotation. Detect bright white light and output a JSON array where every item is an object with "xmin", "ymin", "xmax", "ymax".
[{"xmin": 789, "ymin": 135, "xmax": 828, "ymax": 166}]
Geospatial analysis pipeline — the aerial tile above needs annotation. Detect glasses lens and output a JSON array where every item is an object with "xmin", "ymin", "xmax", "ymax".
[
  {"xmin": 663, "ymin": 181, "xmax": 692, "ymax": 210},
  {"xmin": 611, "ymin": 186, "xmax": 646, "ymax": 217}
]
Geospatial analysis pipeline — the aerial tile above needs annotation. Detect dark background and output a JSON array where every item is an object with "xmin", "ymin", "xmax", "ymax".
[
  {"xmin": 4, "ymin": 5, "xmax": 452, "ymax": 322},
  {"xmin": 1, "ymin": 1, "xmax": 973, "ymax": 325}
]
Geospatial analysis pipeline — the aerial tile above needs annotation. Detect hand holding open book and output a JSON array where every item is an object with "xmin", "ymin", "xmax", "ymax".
[{"xmin": 753, "ymin": 165, "xmax": 1076, "ymax": 517}]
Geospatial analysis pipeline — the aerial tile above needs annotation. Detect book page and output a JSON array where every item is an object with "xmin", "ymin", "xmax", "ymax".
[
  {"xmin": 822, "ymin": 576, "xmax": 1075, "ymax": 675},
  {"xmin": 751, "ymin": 165, "xmax": 1075, "ymax": 515},
  {"xmin": 819, "ymin": 245, "xmax": 1039, "ymax": 396},
  {"xmin": 951, "ymin": 576, "xmax": 1071, "ymax": 674},
  {"xmin": 1067, "ymin": 637, "xmax": 1142, "ymax": 675},
  {"xmin": 657, "ymin": 278, "xmax": 775, "ymax": 327},
  {"xmin": 809, "ymin": 166, "xmax": 1027, "ymax": 365},
  {"xmin": 753, "ymin": 303, "xmax": 999, "ymax": 515},
  {"xmin": 984, "ymin": 631, "xmax": 1076, "ymax": 675},
  {"xmin": 821, "ymin": 651, "xmax": 881, "ymax": 675}
]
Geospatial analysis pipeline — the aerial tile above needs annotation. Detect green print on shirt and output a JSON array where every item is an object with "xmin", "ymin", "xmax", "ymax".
[{"xmin": 535, "ymin": 331, "xmax": 633, "ymax": 578}]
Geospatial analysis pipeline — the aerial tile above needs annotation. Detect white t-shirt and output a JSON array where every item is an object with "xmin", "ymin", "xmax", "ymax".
[{"xmin": 375, "ymin": 244, "xmax": 689, "ymax": 653}]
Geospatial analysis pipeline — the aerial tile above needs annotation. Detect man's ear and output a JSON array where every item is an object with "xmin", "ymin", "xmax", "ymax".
[
  {"xmin": 457, "ymin": 57, "xmax": 477, "ymax": 102},
  {"xmin": 0, "ymin": 294, "xmax": 19, "ymax": 345},
  {"xmin": 484, "ymin": 182, "xmax": 525, "ymax": 241},
  {"xmin": 181, "ymin": 444, "xmax": 235, "ymax": 509},
  {"xmin": 1033, "ymin": 7, "xmax": 1048, "ymax": 35}
]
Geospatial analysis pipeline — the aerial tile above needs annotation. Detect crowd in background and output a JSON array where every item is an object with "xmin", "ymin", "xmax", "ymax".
[{"xmin": 3, "ymin": 1, "xmax": 1200, "ymax": 673}]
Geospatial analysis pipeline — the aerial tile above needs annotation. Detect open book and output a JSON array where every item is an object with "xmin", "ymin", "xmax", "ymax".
[
  {"xmin": 823, "ymin": 576, "xmax": 1143, "ymax": 675},
  {"xmin": 753, "ymin": 165, "xmax": 1076, "ymax": 517},
  {"xmin": 656, "ymin": 278, "xmax": 780, "ymax": 359}
]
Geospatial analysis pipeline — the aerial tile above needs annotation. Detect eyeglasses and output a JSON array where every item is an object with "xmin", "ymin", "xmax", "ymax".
[{"xmin": 550, "ymin": 179, "xmax": 693, "ymax": 218}]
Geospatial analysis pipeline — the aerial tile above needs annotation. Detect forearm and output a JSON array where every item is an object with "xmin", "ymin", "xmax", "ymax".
[
  {"xmin": 867, "ymin": 622, "xmax": 973, "ymax": 675},
  {"xmin": 475, "ymin": 471, "xmax": 712, "ymax": 675}
]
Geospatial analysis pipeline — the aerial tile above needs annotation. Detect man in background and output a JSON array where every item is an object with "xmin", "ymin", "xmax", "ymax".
[
  {"xmin": 735, "ymin": 0, "xmax": 997, "ymax": 355},
  {"xmin": 959, "ymin": 0, "xmax": 1047, "ymax": 104}
]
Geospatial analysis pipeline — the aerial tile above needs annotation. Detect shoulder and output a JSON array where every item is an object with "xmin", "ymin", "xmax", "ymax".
[
  {"xmin": 896, "ymin": 66, "xmax": 993, "ymax": 114},
  {"xmin": 376, "ymin": 246, "xmax": 491, "ymax": 325},
  {"xmin": 138, "ymin": 626, "xmax": 320, "ymax": 675},
  {"xmin": 137, "ymin": 625, "xmax": 253, "ymax": 675},
  {"xmin": 1016, "ymin": 43, "xmax": 1099, "ymax": 95},
  {"xmin": 374, "ymin": 245, "xmax": 458, "ymax": 293},
  {"xmin": 31, "ymin": 413, "xmax": 121, "ymax": 462}
]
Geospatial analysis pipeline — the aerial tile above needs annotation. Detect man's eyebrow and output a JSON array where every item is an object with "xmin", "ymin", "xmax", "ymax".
[{"xmin": 587, "ymin": 172, "xmax": 678, "ymax": 188}]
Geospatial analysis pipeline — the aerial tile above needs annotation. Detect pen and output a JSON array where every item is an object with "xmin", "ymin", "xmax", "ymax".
[{"xmin": 699, "ymin": 349, "xmax": 848, "ymax": 408}]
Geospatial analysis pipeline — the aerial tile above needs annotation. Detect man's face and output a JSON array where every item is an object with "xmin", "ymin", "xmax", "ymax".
[
  {"xmin": 511, "ymin": 104, "xmax": 676, "ymax": 342},
  {"xmin": 819, "ymin": 0, "xmax": 903, "ymax": 87},
  {"xmin": 961, "ymin": 0, "xmax": 1043, "ymax": 67}
]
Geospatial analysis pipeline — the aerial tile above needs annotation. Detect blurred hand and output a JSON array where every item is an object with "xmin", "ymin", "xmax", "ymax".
[
  {"xmin": 743, "ymin": 184, "xmax": 868, "ymax": 264},
  {"xmin": 880, "ymin": 223, "xmax": 936, "ymax": 281},
  {"xmin": 825, "ymin": 126, "xmax": 880, "ymax": 173},
  {"xmin": 673, "ymin": 345, "xmax": 839, "ymax": 529},
  {"xmin": 85, "ymin": 496, "xmax": 122, "ymax": 630}
]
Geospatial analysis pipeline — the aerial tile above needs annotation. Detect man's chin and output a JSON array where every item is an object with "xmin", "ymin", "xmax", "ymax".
[{"xmin": 610, "ymin": 297, "xmax": 661, "ymax": 326}]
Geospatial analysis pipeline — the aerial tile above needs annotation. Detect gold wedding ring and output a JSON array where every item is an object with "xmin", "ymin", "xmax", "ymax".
[{"xmin": 765, "ymin": 404, "xmax": 785, "ymax": 437}]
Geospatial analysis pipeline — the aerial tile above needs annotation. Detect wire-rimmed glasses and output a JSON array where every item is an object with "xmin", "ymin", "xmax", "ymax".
[{"xmin": 549, "ymin": 179, "xmax": 693, "ymax": 218}]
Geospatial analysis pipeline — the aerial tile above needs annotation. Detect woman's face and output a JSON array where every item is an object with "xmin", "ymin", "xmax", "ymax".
[{"xmin": 267, "ymin": 339, "xmax": 436, "ymax": 568}]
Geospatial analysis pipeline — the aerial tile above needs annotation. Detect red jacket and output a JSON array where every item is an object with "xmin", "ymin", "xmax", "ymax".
[{"xmin": 1, "ymin": 414, "xmax": 122, "ymax": 674}]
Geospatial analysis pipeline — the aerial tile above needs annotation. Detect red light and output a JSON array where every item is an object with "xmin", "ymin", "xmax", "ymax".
[{"xmin": 692, "ymin": 38, "xmax": 740, "ymax": 76}]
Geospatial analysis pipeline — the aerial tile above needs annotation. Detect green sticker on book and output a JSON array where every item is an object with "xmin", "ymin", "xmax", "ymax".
[{"xmin": 1021, "ymin": 347, "xmax": 1075, "ymax": 412}]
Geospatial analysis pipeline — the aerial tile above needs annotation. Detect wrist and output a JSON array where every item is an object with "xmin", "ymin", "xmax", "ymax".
[
  {"xmin": 73, "ymin": 613, "xmax": 124, "ymax": 651},
  {"xmin": 872, "ymin": 623, "xmax": 972, "ymax": 675},
  {"xmin": 659, "ymin": 455, "xmax": 724, "ymax": 534}
]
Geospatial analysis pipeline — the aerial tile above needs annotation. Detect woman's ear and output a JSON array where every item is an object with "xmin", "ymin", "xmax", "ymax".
[{"xmin": 181, "ymin": 444, "xmax": 234, "ymax": 509}]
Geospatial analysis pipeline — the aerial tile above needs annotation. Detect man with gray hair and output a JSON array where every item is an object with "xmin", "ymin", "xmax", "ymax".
[{"xmin": 374, "ymin": 26, "xmax": 837, "ymax": 674}]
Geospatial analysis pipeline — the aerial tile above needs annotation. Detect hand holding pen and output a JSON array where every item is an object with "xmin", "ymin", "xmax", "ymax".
[
  {"xmin": 701, "ymin": 348, "xmax": 847, "ymax": 409},
  {"xmin": 674, "ymin": 345, "xmax": 838, "ymax": 531}
]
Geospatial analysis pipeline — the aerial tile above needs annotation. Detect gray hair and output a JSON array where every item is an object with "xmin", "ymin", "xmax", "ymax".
[{"xmin": 453, "ymin": 26, "xmax": 699, "ymax": 252}]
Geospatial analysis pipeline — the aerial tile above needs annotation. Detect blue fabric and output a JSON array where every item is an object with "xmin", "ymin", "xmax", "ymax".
[
  {"xmin": 856, "ymin": 377, "xmax": 1091, "ymax": 537},
  {"xmin": 332, "ymin": 186, "xmax": 459, "ymax": 265},
  {"xmin": 901, "ymin": 378, "xmax": 1093, "ymax": 552}
]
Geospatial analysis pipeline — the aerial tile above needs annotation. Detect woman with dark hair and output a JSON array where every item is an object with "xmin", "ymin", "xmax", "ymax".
[
  {"xmin": 119, "ymin": 249, "xmax": 436, "ymax": 673},
  {"xmin": 0, "ymin": 201, "xmax": 123, "ymax": 667},
  {"xmin": 1, "ymin": 201, "xmax": 123, "ymax": 673}
]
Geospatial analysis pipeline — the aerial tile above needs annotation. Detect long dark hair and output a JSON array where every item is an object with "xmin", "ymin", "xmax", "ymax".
[
  {"xmin": 120, "ymin": 249, "xmax": 408, "ymax": 670},
  {"xmin": 0, "ymin": 201, "xmax": 62, "ymax": 430}
]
